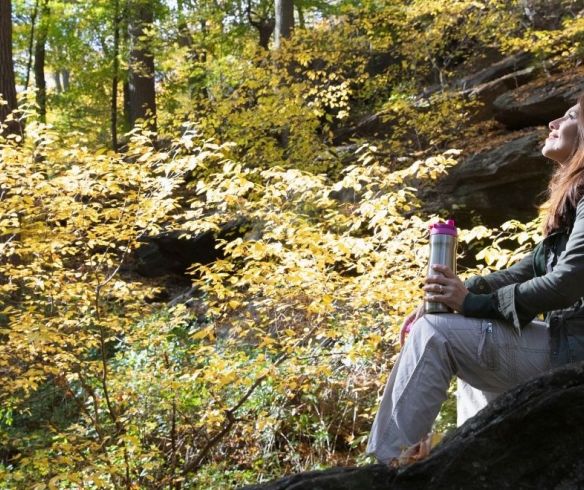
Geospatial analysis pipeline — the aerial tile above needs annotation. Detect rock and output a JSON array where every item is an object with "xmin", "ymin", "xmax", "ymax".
[
  {"xmin": 241, "ymin": 361, "xmax": 584, "ymax": 489},
  {"xmin": 493, "ymin": 70, "xmax": 584, "ymax": 129},
  {"xmin": 427, "ymin": 129, "xmax": 553, "ymax": 227},
  {"xmin": 519, "ymin": 0, "xmax": 584, "ymax": 30},
  {"xmin": 332, "ymin": 112, "xmax": 390, "ymax": 146},
  {"xmin": 457, "ymin": 51, "xmax": 533, "ymax": 92},
  {"xmin": 242, "ymin": 465, "xmax": 396, "ymax": 490},
  {"xmin": 464, "ymin": 66, "xmax": 538, "ymax": 120},
  {"xmin": 365, "ymin": 50, "xmax": 401, "ymax": 77},
  {"xmin": 332, "ymin": 53, "xmax": 536, "ymax": 144},
  {"xmin": 328, "ymin": 186, "xmax": 358, "ymax": 204},
  {"xmin": 421, "ymin": 51, "xmax": 533, "ymax": 99},
  {"xmin": 134, "ymin": 216, "xmax": 248, "ymax": 277}
]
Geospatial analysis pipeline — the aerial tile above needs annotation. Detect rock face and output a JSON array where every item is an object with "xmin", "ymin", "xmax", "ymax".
[
  {"xmin": 493, "ymin": 70, "xmax": 584, "ymax": 130},
  {"xmin": 241, "ymin": 361, "xmax": 584, "ymax": 490},
  {"xmin": 456, "ymin": 51, "xmax": 533, "ymax": 91},
  {"xmin": 428, "ymin": 130, "xmax": 553, "ymax": 227},
  {"xmin": 332, "ymin": 112, "xmax": 390, "ymax": 145},
  {"xmin": 332, "ymin": 53, "xmax": 538, "ymax": 146},
  {"xmin": 420, "ymin": 51, "xmax": 534, "ymax": 100},
  {"xmin": 464, "ymin": 66, "xmax": 538, "ymax": 120},
  {"xmin": 331, "ymin": 52, "xmax": 539, "ymax": 150},
  {"xmin": 134, "ymin": 217, "xmax": 248, "ymax": 277}
]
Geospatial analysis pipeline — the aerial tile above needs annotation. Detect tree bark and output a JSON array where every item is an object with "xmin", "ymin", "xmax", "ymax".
[
  {"xmin": 34, "ymin": 0, "xmax": 50, "ymax": 123},
  {"xmin": 274, "ymin": 0, "xmax": 293, "ymax": 49},
  {"xmin": 25, "ymin": 0, "xmax": 40, "ymax": 90},
  {"xmin": 127, "ymin": 0, "xmax": 156, "ymax": 133},
  {"xmin": 0, "ymin": 0, "xmax": 22, "ymax": 137},
  {"xmin": 62, "ymin": 69, "xmax": 70, "ymax": 91},
  {"xmin": 296, "ymin": 3, "xmax": 304, "ymax": 29},
  {"xmin": 111, "ymin": 0, "xmax": 120, "ymax": 150},
  {"xmin": 176, "ymin": 0, "xmax": 192, "ymax": 48},
  {"xmin": 258, "ymin": 19, "xmax": 275, "ymax": 49},
  {"xmin": 247, "ymin": 0, "xmax": 275, "ymax": 50},
  {"xmin": 53, "ymin": 72, "xmax": 62, "ymax": 93}
]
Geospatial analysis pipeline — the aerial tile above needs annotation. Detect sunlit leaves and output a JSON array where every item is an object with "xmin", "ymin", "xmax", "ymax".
[
  {"xmin": 0, "ymin": 122, "xmax": 224, "ymax": 487},
  {"xmin": 0, "ymin": 119, "xmax": 543, "ymax": 487}
]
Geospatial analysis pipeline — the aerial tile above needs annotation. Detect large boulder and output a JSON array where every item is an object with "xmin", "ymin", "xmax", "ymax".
[
  {"xmin": 426, "ymin": 129, "xmax": 554, "ymax": 227},
  {"xmin": 332, "ymin": 112, "xmax": 390, "ymax": 146},
  {"xmin": 493, "ymin": 69, "xmax": 584, "ymax": 129},
  {"xmin": 133, "ymin": 216, "xmax": 249, "ymax": 277},
  {"xmin": 464, "ymin": 66, "xmax": 537, "ymax": 120},
  {"xmin": 421, "ymin": 51, "xmax": 533, "ymax": 99},
  {"xmin": 456, "ymin": 51, "xmax": 533, "ymax": 92},
  {"xmin": 242, "ymin": 361, "xmax": 584, "ymax": 489}
]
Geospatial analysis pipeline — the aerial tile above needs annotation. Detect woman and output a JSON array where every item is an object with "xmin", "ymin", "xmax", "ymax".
[{"xmin": 367, "ymin": 97, "xmax": 584, "ymax": 465}]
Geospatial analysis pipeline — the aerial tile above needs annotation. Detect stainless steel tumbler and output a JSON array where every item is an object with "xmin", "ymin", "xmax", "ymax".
[{"xmin": 424, "ymin": 219, "xmax": 457, "ymax": 314}]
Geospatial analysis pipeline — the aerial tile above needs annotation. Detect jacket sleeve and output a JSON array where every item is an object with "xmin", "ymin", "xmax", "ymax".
[
  {"xmin": 464, "ymin": 251, "xmax": 535, "ymax": 294},
  {"xmin": 466, "ymin": 197, "xmax": 584, "ymax": 333}
]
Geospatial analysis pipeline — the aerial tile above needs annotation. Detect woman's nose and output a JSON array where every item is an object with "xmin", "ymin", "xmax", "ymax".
[{"xmin": 549, "ymin": 117, "xmax": 561, "ymax": 130}]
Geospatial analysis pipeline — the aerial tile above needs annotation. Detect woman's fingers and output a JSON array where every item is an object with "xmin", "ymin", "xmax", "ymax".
[
  {"xmin": 400, "ymin": 314, "xmax": 415, "ymax": 346},
  {"xmin": 424, "ymin": 275, "xmax": 446, "ymax": 285},
  {"xmin": 401, "ymin": 303, "xmax": 425, "ymax": 346},
  {"xmin": 431, "ymin": 264, "xmax": 455, "ymax": 278}
]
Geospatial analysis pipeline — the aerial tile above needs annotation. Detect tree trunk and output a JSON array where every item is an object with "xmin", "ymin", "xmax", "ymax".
[
  {"xmin": 274, "ymin": 0, "xmax": 293, "ymax": 49},
  {"xmin": 53, "ymin": 72, "xmax": 62, "ymax": 93},
  {"xmin": 123, "ymin": 80, "xmax": 131, "ymax": 131},
  {"xmin": 296, "ymin": 3, "xmax": 304, "ymax": 29},
  {"xmin": 257, "ymin": 18, "xmax": 275, "ymax": 50},
  {"xmin": 247, "ymin": 0, "xmax": 275, "ymax": 50},
  {"xmin": 127, "ymin": 0, "xmax": 156, "ymax": 133},
  {"xmin": 176, "ymin": 0, "xmax": 192, "ymax": 48},
  {"xmin": 122, "ymin": 2, "xmax": 131, "ymax": 131},
  {"xmin": 62, "ymin": 69, "xmax": 70, "ymax": 91},
  {"xmin": 25, "ymin": 0, "xmax": 40, "ymax": 90},
  {"xmin": 111, "ymin": 0, "xmax": 120, "ymax": 150},
  {"xmin": 34, "ymin": 0, "xmax": 50, "ymax": 123},
  {"xmin": 0, "ymin": 0, "xmax": 21, "ymax": 137}
]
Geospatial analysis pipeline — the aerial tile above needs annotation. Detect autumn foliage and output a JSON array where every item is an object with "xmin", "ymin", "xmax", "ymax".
[
  {"xmin": 0, "ymin": 120, "xmax": 544, "ymax": 488},
  {"xmin": 1, "ymin": 0, "xmax": 580, "ymax": 488}
]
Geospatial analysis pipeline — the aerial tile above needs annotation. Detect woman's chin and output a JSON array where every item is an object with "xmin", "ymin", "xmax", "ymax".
[{"xmin": 542, "ymin": 146, "xmax": 563, "ymax": 163}]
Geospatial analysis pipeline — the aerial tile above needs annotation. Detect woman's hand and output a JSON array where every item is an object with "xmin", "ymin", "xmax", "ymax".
[
  {"xmin": 400, "ymin": 302, "xmax": 424, "ymax": 346},
  {"xmin": 423, "ymin": 264, "xmax": 469, "ymax": 312}
]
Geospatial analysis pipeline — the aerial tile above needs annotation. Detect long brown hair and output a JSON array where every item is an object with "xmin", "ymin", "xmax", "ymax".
[{"xmin": 542, "ymin": 94, "xmax": 584, "ymax": 236}]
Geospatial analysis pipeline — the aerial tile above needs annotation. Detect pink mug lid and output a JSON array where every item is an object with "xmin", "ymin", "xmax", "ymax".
[{"xmin": 429, "ymin": 219, "xmax": 457, "ymax": 236}]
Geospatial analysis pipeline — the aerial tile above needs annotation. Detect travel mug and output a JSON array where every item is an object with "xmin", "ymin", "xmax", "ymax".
[{"xmin": 424, "ymin": 219, "xmax": 457, "ymax": 314}]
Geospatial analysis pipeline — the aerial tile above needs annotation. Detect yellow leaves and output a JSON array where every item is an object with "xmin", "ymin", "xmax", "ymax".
[
  {"xmin": 47, "ymin": 473, "xmax": 70, "ymax": 489},
  {"xmin": 407, "ymin": 152, "xmax": 460, "ymax": 181},
  {"xmin": 516, "ymin": 232, "xmax": 530, "ymax": 245},
  {"xmin": 191, "ymin": 326, "xmax": 216, "ymax": 341},
  {"xmin": 458, "ymin": 225, "xmax": 493, "ymax": 244},
  {"xmin": 258, "ymin": 336, "xmax": 276, "ymax": 349},
  {"xmin": 255, "ymin": 413, "xmax": 278, "ymax": 432},
  {"xmin": 0, "ymin": 109, "xmax": 547, "ymax": 487},
  {"xmin": 297, "ymin": 52, "xmax": 313, "ymax": 67},
  {"xmin": 228, "ymin": 300, "xmax": 240, "ymax": 309},
  {"xmin": 469, "ymin": 216, "xmax": 540, "ymax": 270}
]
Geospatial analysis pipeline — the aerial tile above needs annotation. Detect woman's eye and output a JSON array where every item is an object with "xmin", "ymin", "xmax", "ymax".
[{"xmin": 568, "ymin": 111, "xmax": 577, "ymax": 119}]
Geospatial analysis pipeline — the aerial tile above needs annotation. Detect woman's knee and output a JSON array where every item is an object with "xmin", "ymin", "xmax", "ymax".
[
  {"xmin": 408, "ymin": 314, "xmax": 484, "ymax": 354},
  {"xmin": 411, "ymin": 313, "xmax": 456, "ymax": 340}
]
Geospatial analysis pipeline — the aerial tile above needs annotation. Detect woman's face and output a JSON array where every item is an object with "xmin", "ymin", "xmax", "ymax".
[{"xmin": 542, "ymin": 104, "xmax": 580, "ymax": 163}]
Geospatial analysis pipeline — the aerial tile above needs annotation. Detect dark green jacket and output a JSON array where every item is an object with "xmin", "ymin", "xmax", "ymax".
[{"xmin": 463, "ymin": 197, "xmax": 584, "ymax": 367}]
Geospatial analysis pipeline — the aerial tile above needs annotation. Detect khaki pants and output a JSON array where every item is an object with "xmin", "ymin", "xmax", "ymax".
[{"xmin": 366, "ymin": 313, "xmax": 550, "ymax": 464}]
